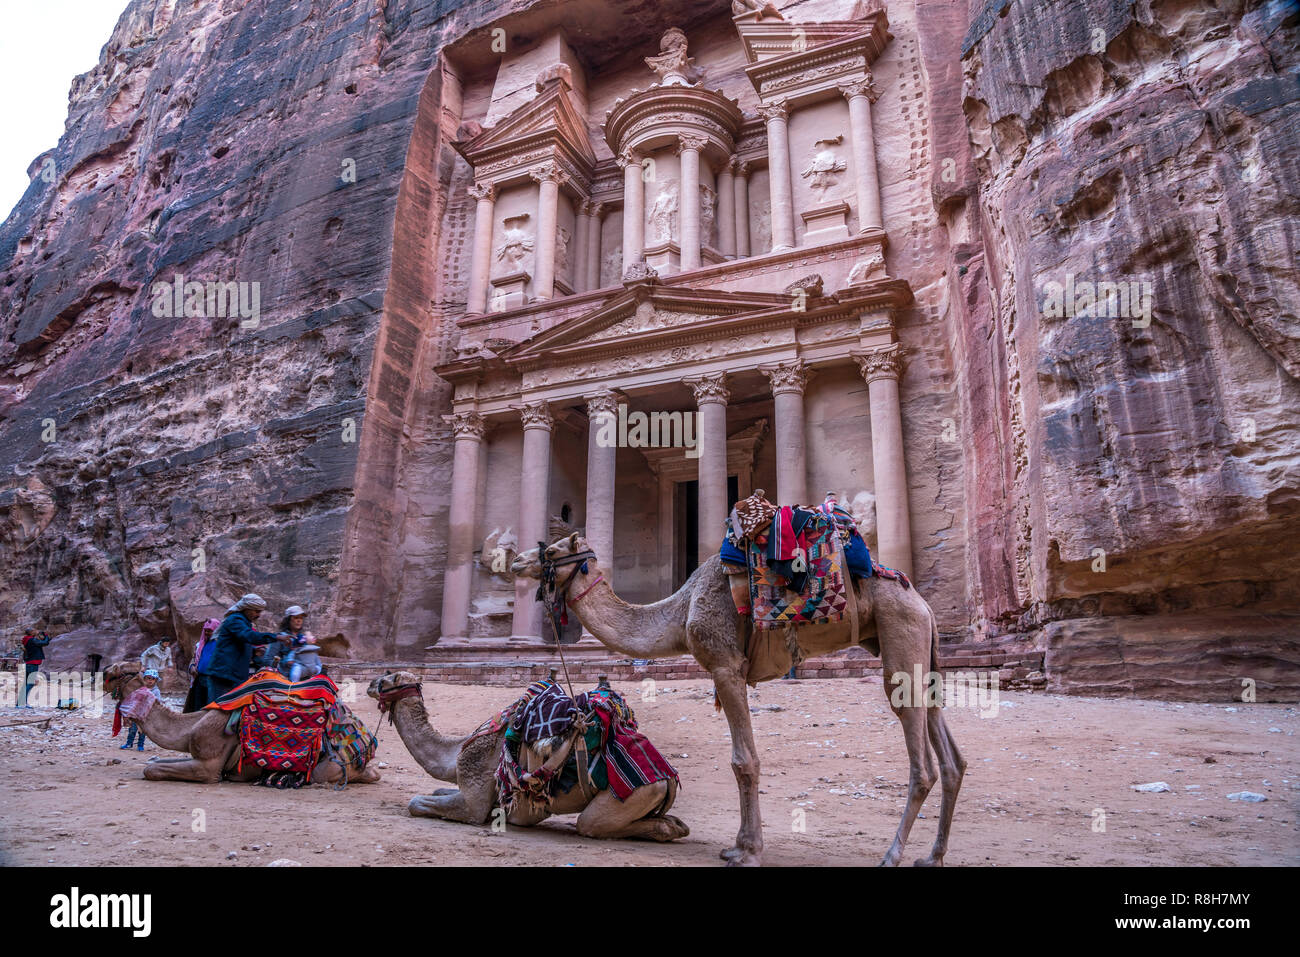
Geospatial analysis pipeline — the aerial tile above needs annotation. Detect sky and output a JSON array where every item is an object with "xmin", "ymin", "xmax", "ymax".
[{"xmin": 0, "ymin": 0, "xmax": 131, "ymax": 221}]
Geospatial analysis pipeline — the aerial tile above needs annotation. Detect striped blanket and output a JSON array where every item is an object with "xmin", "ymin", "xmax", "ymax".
[
  {"xmin": 576, "ymin": 688, "xmax": 678, "ymax": 800},
  {"xmin": 205, "ymin": 670, "xmax": 339, "ymax": 712}
]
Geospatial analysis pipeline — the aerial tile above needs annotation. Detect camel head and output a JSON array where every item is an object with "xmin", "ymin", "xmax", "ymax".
[
  {"xmin": 103, "ymin": 660, "xmax": 145, "ymax": 699},
  {"xmin": 366, "ymin": 670, "xmax": 423, "ymax": 703},
  {"xmin": 511, "ymin": 531, "xmax": 599, "ymax": 581}
]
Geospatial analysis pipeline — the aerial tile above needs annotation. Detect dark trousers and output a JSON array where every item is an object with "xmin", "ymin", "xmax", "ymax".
[
  {"xmin": 183, "ymin": 675, "xmax": 211, "ymax": 713},
  {"xmin": 206, "ymin": 675, "xmax": 237, "ymax": 703},
  {"xmin": 20, "ymin": 664, "xmax": 39, "ymax": 707}
]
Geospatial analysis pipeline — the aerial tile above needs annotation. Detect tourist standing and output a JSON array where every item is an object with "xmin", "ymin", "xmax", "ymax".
[
  {"xmin": 19, "ymin": 627, "xmax": 52, "ymax": 708},
  {"xmin": 140, "ymin": 637, "xmax": 175, "ymax": 674},
  {"xmin": 184, "ymin": 618, "xmax": 221, "ymax": 712}
]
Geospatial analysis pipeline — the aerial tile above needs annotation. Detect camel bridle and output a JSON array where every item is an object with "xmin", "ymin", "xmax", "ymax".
[{"xmin": 375, "ymin": 681, "xmax": 422, "ymax": 725}]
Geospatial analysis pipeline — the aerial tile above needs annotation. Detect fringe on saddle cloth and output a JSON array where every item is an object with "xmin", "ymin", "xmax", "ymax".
[{"xmin": 494, "ymin": 680, "xmax": 678, "ymax": 814}]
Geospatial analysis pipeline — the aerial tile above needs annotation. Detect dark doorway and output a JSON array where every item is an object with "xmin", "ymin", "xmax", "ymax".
[{"xmin": 676, "ymin": 475, "xmax": 740, "ymax": 588}]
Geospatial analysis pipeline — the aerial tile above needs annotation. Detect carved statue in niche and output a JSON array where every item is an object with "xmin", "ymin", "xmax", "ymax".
[
  {"xmin": 731, "ymin": 0, "xmax": 785, "ymax": 20},
  {"xmin": 649, "ymin": 180, "xmax": 679, "ymax": 243},
  {"xmin": 699, "ymin": 184, "xmax": 717, "ymax": 246},
  {"xmin": 497, "ymin": 214, "xmax": 533, "ymax": 271},
  {"xmin": 644, "ymin": 27, "xmax": 701, "ymax": 86},
  {"xmin": 801, "ymin": 135, "xmax": 848, "ymax": 201},
  {"xmin": 555, "ymin": 225, "xmax": 571, "ymax": 278}
]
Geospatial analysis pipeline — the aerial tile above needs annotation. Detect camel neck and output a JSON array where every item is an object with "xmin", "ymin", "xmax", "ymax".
[
  {"xmin": 139, "ymin": 700, "xmax": 205, "ymax": 751},
  {"xmin": 389, "ymin": 697, "xmax": 466, "ymax": 783},
  {"xmin": 563, "ymin": 571, "xmax": 692, "ymax": 658}
]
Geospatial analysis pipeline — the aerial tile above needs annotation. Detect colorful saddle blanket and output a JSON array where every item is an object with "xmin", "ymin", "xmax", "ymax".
[
  {"xmin": 494, "ymin": 681, "xmax": 677, "ymax": 811},
  {"xmin": 205, "ymin": 670, "xmax": 339, "ymax": 712},
  {"xmin": 324, "ymin": 702, "xmax": 378, "ymax": 771},
  {"xmin": 238, "ymin": 692, "xmax": 328, "ymax": 775},
  {"xmin": 745, "ymin": 512, "xmax": 849, "ymax": 630}
]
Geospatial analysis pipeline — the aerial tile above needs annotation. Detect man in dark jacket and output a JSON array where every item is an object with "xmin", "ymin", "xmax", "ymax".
[
  {"xmin": 19, "ymin": 627, "xmax": 52, "ymax": 708},
  {"xmin": 205, "ymin": 594, "xmax": 280, "ymax": 703}
]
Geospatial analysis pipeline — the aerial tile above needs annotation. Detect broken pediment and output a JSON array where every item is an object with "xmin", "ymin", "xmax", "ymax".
[{"xmin": 454, "ymin": 74, "xmax": 597, "ymax": 183}]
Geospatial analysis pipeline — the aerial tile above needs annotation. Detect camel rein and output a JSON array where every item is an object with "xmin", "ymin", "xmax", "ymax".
[{"xmin": 536, "ymin": 546, "xmax": 597, "ymax": 698}]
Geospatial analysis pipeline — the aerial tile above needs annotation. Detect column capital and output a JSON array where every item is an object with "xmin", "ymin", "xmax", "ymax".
[
  {"xmin": 762, "ymin": 360, "xmax": 812, "ymax": 396},
  {"xmin": 615, "ymin": 148, "xmax": 642, "ymax": 169},
  {"xmin": 518, "ymin": 401, "xmax": 555, "ymax": 431},
  {"xmin": 449, "ymin": 410, "xmax": 487, "ymax": 440},
  {"xmin": 687, "ymin": 372, "xmax": 730, "ymax": 406},
  {"xmin": 734, "ymin": 159, "xmax": 751, "ymax": 178},
  {"xmin": 528, "ymin": 161, "xmax": 569, "ymax": 186},
  {"xmin": 855, "ymin": 344, "xmax": 905, "ymax": 383},
  {"xmin": 757, "ymin": 100, "xmax": 790, "ymax": 122},
  {"xmin": 839, "ymin": 74, "xmax": 882, "ymax": 103},
  {"xmin": 585, "ymin": 389, "xmax": 620, "ymax": 419},
  {"xmin": 467, "ymin": 181, "xmax": 497, "ymax": 202},
  {"xmin": 581, "ymin": 199, "xmax": 606, "ymax": 218},
  {"xmin": 677, "ymin": 133, "xmax": 709, "ymax": 155},
  {"xmin": 721, "ymin": 155, "xmax": 738, "ymax": 175}
]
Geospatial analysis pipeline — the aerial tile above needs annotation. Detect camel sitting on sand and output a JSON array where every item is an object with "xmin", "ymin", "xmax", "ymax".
[
  {"xmin": 103, "ymin": 663, "xmax": 380, "ymax": 786},
  {"xmin": 513, "ymin": 532, "xmax": 966, "ymax": 867},
  {"xmin": 367, "ymin": 671, "xmax": 689, "ymax": 841}
]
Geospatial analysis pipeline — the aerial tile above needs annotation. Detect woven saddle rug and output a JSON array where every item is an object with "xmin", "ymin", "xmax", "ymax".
[
  {"xmin": 238, "ymin": 692, "xmax": 329, "ymax": 775},
  {"xmin": 205, "ymin": 670, "xmax": 339, "ymax": 712},
  {"xmin": 747, "ymin": 513, "xmax": 848, "ymax": 630}
]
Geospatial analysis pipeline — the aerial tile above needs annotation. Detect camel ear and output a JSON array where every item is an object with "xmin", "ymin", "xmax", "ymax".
[{"xmin": 569, "ymin": 532, "xmax": 580, "ymax": 552}]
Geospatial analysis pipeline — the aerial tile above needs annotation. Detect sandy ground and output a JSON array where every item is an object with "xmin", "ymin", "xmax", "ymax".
[{"xmin": 0, "ymin": 677, "xmax": 1296, "ymax": 867}]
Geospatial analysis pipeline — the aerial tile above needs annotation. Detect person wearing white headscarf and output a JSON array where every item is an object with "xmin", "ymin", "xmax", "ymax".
[{"xmin": 204, "ymin": 593, "xmax": 280, "ymax": 701}]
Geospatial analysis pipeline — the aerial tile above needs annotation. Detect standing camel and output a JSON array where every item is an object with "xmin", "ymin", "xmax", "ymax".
[
  {"xmin": 367, "ymin": 671, "xmax": 689, "ymax": 841},
  {"xmin": 103, "ymin": 664, "xmax": 379, "ymax": 786},
  {"xmin": 513, "ymin": 532, "xmax": 966, "ymax": 867}
]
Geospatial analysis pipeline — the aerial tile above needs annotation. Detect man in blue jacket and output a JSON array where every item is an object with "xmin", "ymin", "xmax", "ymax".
[{"xmin": 205, "ymin": 594, "xmax": 280, "ymax": 703}]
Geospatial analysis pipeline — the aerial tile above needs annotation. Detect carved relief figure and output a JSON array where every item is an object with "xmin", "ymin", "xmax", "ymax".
[
  {"xmin": 801, "ymin": 135, "xmax": 848, "ymax": 200},
  {"xmin": 699, "ymin": 184, "xmax": 717, "ymax": 247},
  {"xmin": 847, "ymin": 246, "xmax": 888, "ymax": 285},
  {"xmin": 556, "ymin": 225, "xmax": 571, "ymax": 278},
  {"xmin": 649, "ymin": 180, "xmax": 679, "ymax": 243},
  {"xmin": 645, "ymin": 27, "xmax": 700, "ymax": 86},
  {"xmin": 731, "ymin": 0, "xmax": 785, "ymax": 20},
  {"xmin": 497, "ymin": 214, "xmax": 533, "ymax": 271}
]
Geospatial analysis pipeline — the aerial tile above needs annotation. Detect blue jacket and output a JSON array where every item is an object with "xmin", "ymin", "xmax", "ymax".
[{"xmin": 206, "ymin": 612, "xmax": 279, "ymax": 683}]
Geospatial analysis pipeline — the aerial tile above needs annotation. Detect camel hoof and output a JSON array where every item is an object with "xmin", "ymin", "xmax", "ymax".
[
  {"xmin": 719, "ymin": 846, "xmax": 745, "ymax": 861},
  {"xmin": 913, "ymin": 856, "xmax": 943, "ymax": 867},
  {"xmin": 724, "ymin": 851, "xmax": 762, "ymax": 867}
]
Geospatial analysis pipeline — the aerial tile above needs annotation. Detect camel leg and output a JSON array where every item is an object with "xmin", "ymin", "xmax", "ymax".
[
  {"xmin": 878, "ymin": 687, "xmax": 936, "ymax": 867},
  {"xmin": 142, "ymin": 758, "xmax": 224, "ymax": 784},
  {"xmin": 711, "ymin": 667, "xmax": 763, "ymax": 866},
  {"xmin": 914, "ymin": 707, "xmax": 966, "ymax": 867},
  {"xmin": 576, "ymin": 784, "xmax": 689, "ymax": 842}
]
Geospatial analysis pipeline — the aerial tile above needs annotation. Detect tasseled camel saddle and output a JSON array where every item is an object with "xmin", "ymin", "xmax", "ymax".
[{"xmin": 719, "ymin": 490, "xmax": 911, "ymax": 684}]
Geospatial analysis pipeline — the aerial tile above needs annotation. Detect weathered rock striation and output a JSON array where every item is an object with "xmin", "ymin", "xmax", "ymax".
[{"xmin": 1, "ymin": 0, "xmax": 1296, "ymax": 698}]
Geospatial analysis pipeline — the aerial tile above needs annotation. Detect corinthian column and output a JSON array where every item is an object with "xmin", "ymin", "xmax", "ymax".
[
  {"xmin": 529, "ymin": 162, "xmax": 567, "ymax": 300},
  {"xmin": 759, "ymin": 101, "xmax": 796, "ymax": 251},
  {"xmin": 440, "ymin": 411, "xmax": 486, "ymax": 640},
  {"xmin": 618, "ymin": 149, "xmax": 645, "ymax": 274},
  {"xmin": 855, "ymin": 345, "xmax": 913, "ymax": 577},
  {"xmin": 840, "ymin": 77, "xmax": 884, "ymax": 232},
  {"xmin": 733, "ymin": 160, "xmax": 751, "ymax": 257},
  {"xmin": 687, "ymin": 373, "xmax": 729, "ymax": 566},
  {"xmin": 678, "ymin": 135, "xmax": 706, "ymax": 271},
  {"xmin": 513, "ymin": 402, "xmax": 554, "ymax": 639},
  {"xmin": 572, "ymin": 201, "xmax": 592, "ymax": 294},
  {"xmin": 466, "ymin": 182, "xmax": 496, "ymax": 314},
  {"xmin": 763, "ymin": 361, "xmax": 810, "ymax": 505},
  {"xmin": 585, "ymin": 390, "xmax": 619, "ymax": 584},
  {"xmin": 717, "ymin": 158, "xmax": 736, "ymax": 258}
]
